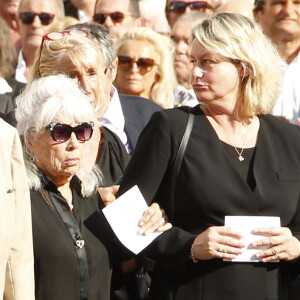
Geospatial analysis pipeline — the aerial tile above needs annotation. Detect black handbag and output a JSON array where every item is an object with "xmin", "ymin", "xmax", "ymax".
[{"xmin": 133, "ymin": 110, "xmax": 195, "ymax": 300}]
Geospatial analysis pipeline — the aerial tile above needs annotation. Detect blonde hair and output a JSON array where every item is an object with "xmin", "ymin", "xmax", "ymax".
[
  {"xmin": 190, "ymin": 13, "xmax": 282, "ymax": 118},
  {"xmin": 115, "ymin": 27, "xmax": 177, "ymax": 108},
  {"xmin": 29, "ymin": 32, "xmax": 106, "ymax": 113}
]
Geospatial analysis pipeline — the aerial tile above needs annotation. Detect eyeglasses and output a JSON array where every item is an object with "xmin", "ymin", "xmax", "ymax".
[
  {"xmin": 38, "ymin": 29, "xmax": 89, "ymax": 74},
  {"xmin": 42, "ymin": 29, "xmax": 89, "ymax": 42},
  {"xmin": 168, "ymin": 1, "xmax": 211, "ymax": 14},
  {"xmin": 46, "ymin": 122, "xmax": 94, "ymax": 142},
  {"xmin": 118, "ymin": 56, "xmax": 156, "ymax": 75},
  {"xmin": 19, "ymin": 12, "xmax": 55, "ymax": 26},
  {"xmin": 93, "ymin": 12, "xmax": 125, "ymax": 24}
]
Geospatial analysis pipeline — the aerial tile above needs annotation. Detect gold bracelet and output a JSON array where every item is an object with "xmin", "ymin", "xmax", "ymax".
[{"xmin": 191, "ymin": 244, "xmax": 198, "ymax": 263}]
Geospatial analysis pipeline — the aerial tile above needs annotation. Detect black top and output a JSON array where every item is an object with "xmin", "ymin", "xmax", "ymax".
[
  {"xmin": 118, "ymin": 106, "xmax": 300, "ymax": 300},
  {"xmin": 97, "ymin": 127, "xmax": 130, "ymax": 187},
  {"xmin": 31, "ymin": 173, "xmax": 131, "ymax": 300}
]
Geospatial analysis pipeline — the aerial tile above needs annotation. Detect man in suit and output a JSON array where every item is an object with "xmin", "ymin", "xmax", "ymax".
[
  {"xmin": 93, "ymin": 0, "xmax": 143, "ymax": 39},
  {"xmin": 254, "ymin": 0, "xmax": 300, "ymax": 124},
  {"xmin": 66, "ymin": 22, "xmax": 162, "ymax": 153},
  {"xmin": 171, "ymin": 11, "xmax": 206, "ymax": 107},
  {"xmin": 0, "ymin": 118, "xmax": 34, "ymax": 299},
  {"xmin": 64, "ymin": 0, "xmax": 96, "ymax": 22},
  {"xmin": 165, "ymin": 0, "xmax": 214, "ymax": 28},
  {"xmin": 15, "ymin": 0, "xmax": 65, "ymax": 82}
]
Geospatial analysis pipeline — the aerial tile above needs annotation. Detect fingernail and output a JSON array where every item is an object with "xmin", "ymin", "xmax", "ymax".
[
  {"xmin": 252, "ymin": 242, "xmax": 257, "ymax": 247},
  {"xmin": 138, "ymin": 228, "xmax": 144, "ymax": 235},
  {"xmin": 139, "ymin": 221, "xmax": 144, "ymax": 226}
]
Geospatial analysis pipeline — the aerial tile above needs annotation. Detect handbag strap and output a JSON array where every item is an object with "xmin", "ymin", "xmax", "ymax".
[{"xmin": 169, "ymin": 111, "xmax": 195, "ymax": 222}]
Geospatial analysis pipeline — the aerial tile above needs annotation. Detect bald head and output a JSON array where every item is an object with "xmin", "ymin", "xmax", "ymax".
[{"xmin": 216, "ymin": 0, "xmax": 254, "ymax": 20}]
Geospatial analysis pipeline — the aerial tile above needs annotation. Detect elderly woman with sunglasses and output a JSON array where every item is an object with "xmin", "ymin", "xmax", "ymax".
[
  {"xmin": 16, "ymin": 74, "xmax": 171, "ymax": 300},
  {"xmin": 114, "ymin": 27, "xmax": 177, "ymax": 109}
]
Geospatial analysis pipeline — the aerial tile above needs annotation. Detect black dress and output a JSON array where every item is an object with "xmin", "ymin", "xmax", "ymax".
[
  {"xmin": 31, "ymin": 173, "xmax": 131, "ymax": 300},
  {"xmin": 118, "ymin": 106, "xmax": 300, "ymax": 300}
]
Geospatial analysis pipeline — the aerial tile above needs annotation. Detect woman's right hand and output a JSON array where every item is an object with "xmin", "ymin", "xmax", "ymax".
[{"xmin": 192, "ymin": 226, "xmax": 245, "ymax": 260}]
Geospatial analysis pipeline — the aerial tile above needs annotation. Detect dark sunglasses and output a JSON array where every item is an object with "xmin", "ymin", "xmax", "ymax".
[
  {"xmin": 19, "ymin": 12, "xmax": 55, "ymax": 26},
  {"xmin": 118, "ymin": 56, "xmax": 156, "ymax": 75},
  {"xmin": 168, "ymin": 1, "xmax": 211, "ymax": 14},
  {"xmin": 46, "ymin": 122, "xmax": 94, "ymax": 142},
  {"xmin": 93, "ymin": 12, "xmax": 125, "ymax": 24}
]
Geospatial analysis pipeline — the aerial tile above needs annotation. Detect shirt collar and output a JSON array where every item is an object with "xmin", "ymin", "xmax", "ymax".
[
  {"xmin": 15, "ymin": 50, "xmax": 27, "ymax": 83},
  {"xmin": 0, "ymin": 78, "xmax": 12, "ymax": 94}
]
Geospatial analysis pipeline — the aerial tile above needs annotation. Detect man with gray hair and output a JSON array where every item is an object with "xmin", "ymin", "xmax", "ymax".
[
  {"xmin": 93, "ymin": 0, "xmax": 142, "ymax": 39},
  {"xmin": 254, "ymin": 0, "xmax": 300, "ymax": 124},
  {"xmin": 165, "ymin": 0, "xmax": 214, "ymax": 28},
  {"xmin": 65, "ymin": 22, "xmax": 161, "ymax": 154},
  {"xmin": 15, "ymin": 0, "xmax": 64, "ymax": 82},
  {"xmin": 171, "ymin": 11, "xmax": 206, "ymax": 107}
]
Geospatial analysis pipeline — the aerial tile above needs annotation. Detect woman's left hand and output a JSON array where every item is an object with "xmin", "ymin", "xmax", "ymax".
[
  {"xmin": 138, "ymin": 203, "xmax": 172, "ymax": 236},
  {"xmin": 98, "ymin": 185, "xmax": 119, "ymax": 206},
  {"xmin": 253, "ymin": 227, "xmax": 300, "ymax": 262}
]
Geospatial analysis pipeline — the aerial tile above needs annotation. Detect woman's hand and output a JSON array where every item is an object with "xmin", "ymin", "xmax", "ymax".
[
  {"xmin": 192, "ymin": 226, "xmax": 244, "ymax": 260},
  {"xmin": 253, "ymin": 227, "xmax": 300, "ymax": 262},
  {"xmin": 98, "ymin": 187, "xmax": 172, "ymax": 235},
  {"xmin": 138, "ymin": 203, "xmax": 172, "ymax": 236},
  {"xmin": 98, "ymin": 185, "xmax": 119, "ymax": 206}
]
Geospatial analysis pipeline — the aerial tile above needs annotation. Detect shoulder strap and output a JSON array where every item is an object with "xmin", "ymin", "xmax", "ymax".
[{"xmin": 169, "ymin": 111, "xmax": 195, "ymax": 222}]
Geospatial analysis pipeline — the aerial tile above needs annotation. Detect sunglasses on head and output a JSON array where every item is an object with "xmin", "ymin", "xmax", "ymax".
[
  {"xmin": 19, "ymin": 12, "xmax": 55, "ymax": 26},
  {"xmin": 93, "ymin": 12, "xmax": 125, "ymax": 24},
  {"xmin": 168, "ymin": 1, "xmax": 211, "ymax": 14},
  {"xmin": 43, "ymin": 29, "xmax": 89, "ymax": 41},
  {"xmin": 46, "ymin": 122, "xmax": 94, "ymax": 143},
  {"xmin": 118, "ymin": 56, "xmax": 156, "ymax": 75}
]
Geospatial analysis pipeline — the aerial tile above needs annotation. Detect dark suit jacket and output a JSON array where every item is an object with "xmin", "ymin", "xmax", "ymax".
[
  {"xmin": 6, "ymin": 78, "xmax": 26, "ymax": 105},
  {"xmin": 119, "ymin": 94, "xmax": 162, "ymax": 151},
  {"xmin": 0, "ymin": 94, "xmax": 14, "ymax": 114},
  {"xmin": 63, "ymin": 0, "xmax": 80, "ymax": 20},
  {"xmin": 119, "ymin": 106, "xmax": 300, "ymax": 300}
]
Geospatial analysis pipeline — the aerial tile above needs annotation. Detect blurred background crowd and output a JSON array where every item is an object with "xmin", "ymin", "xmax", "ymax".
[{"xmin": 1, "ymin": 0, "xmax": 299, "ymax": 124}]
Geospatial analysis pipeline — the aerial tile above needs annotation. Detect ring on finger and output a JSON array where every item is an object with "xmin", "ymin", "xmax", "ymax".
[{"xmin": 218, "ymin": 245, "xmax": 226, "ymax": 253}]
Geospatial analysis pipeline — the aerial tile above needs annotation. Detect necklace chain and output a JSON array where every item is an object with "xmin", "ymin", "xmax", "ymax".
[{"xmin": 234, "ymin": 147, "xmax": 245, "ymax": 161}]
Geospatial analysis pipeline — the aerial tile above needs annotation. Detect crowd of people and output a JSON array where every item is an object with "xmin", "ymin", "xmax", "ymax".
[{"xmin": 0, "ymin": 0, "xmax": 300, "ymax": 299}]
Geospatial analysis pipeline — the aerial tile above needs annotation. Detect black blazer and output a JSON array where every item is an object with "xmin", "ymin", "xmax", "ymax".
[
  {"xmin": 119, "ymin": 94, "xmax": 162, "ymax": 151},
  {"xmin": 0, "ymin": 94, "xmax": 14, "ymax": 114},
  {"xmin": 119, "ymin": 106, "xmax": 300, "ymax": 300},
  {"xmin": 64, "ymin": 0, "xmax": 80, "ymax": 20}
]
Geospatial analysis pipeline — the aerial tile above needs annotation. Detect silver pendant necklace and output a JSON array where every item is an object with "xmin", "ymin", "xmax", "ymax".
[{"xmin": 234, "ymin": 147, "xmax": 245, "ymax": 161}]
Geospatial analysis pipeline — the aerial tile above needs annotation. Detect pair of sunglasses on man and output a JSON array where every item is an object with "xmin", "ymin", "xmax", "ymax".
[
  {"xmin": 19, "ymin": 12, "xmax": 55, "ymax": 26},
  {"xmin": 168, "ymin": 1, "xmax": 212, "ymax": 13}
]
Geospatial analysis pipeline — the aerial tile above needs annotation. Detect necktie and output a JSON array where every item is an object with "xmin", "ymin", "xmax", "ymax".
[{"xmin": 175, "ymin": 91, "xmax": 192, "ymax": 107}]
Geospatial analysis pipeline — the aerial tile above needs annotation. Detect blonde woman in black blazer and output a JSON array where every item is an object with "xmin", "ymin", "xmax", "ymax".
[{"xmin": 118, "ymin": 13, "xmax": 300, "ymax": 300}]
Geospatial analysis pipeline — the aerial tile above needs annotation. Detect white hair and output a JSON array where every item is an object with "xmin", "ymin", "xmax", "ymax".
[{"xmin": 16, "ymin": 74, "xmax": 103, "ymax": 196}]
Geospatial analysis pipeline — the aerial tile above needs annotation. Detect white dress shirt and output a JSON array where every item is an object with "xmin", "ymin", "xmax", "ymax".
[
  {"xmin": 272, "ymin": 52, "xmax": 300, "ymax": 125},
  {"xmin": 174, "ymin": 85, "xmax": 199, "ymax": 107},
  {"xmin": 15, "ymin": 50, "xmax": 27, "ymax": 83},
  {"xmin": 0, "ymin": 78, "xmax": 12, "ymax": 94},
  {"xmin": 102, "ymin": 86, "xmax": 131, "ymax": 153}
]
